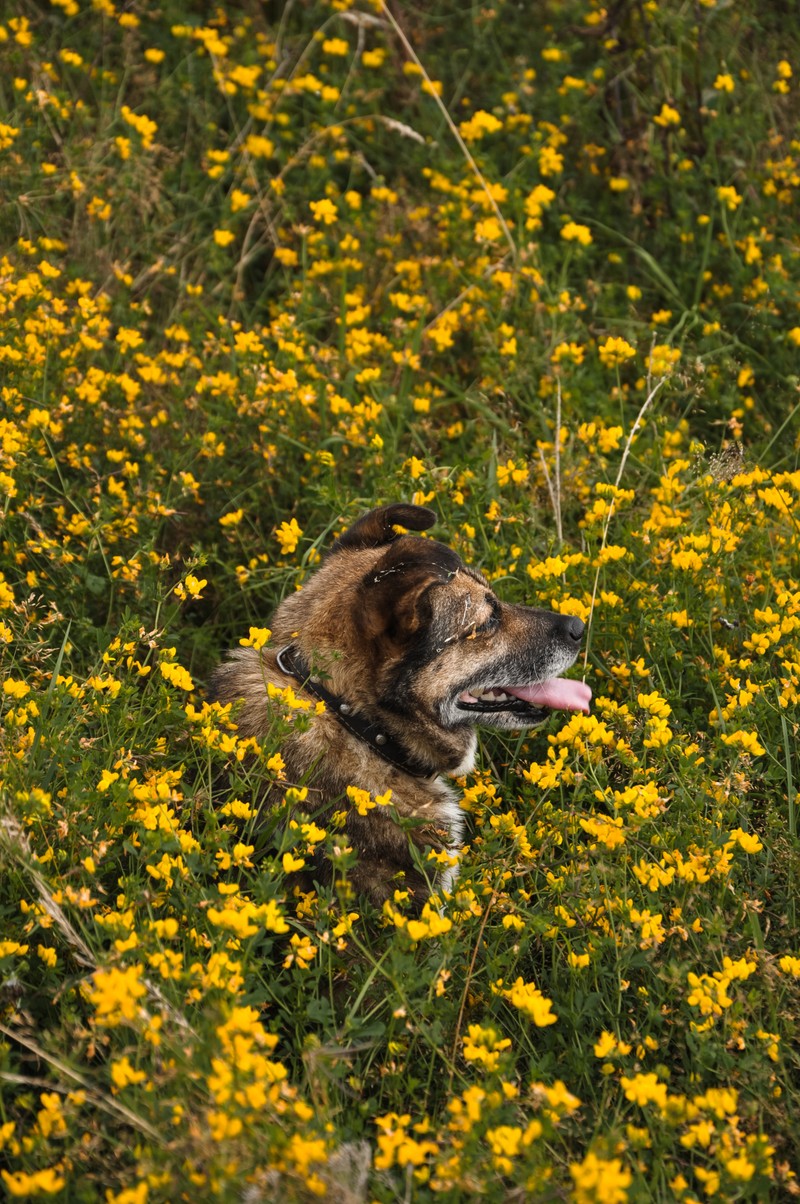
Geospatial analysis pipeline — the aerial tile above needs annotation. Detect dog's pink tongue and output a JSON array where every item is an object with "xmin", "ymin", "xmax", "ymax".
[{"xmin": 505, "ymin": 678, "xmax": 592, "ymax": 713}]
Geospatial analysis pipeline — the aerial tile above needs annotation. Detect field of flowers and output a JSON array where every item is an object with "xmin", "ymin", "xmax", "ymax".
[{"xmin": 1, "ymin": 0, "xmax": 799, "ymax": 1199}]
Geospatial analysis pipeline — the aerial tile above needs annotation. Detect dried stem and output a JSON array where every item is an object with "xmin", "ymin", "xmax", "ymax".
[
  {"xmin": 0, "ymin": 1023, "xmax": 165, "ymax": 1143},
  {"xmin": 380, "ymin": 2, "xmax": 517, "ymax": 264}
]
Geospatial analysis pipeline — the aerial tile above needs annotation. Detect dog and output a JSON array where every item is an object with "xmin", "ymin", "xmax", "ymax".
[{"xmin": 210, "ymin": 503, "xmax": 591, "ymax": 910}]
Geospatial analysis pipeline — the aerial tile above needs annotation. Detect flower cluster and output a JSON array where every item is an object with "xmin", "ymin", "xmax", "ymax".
[{"xmin": 0, "ymin": 1, "xmax": 798, "ymax": 1200}]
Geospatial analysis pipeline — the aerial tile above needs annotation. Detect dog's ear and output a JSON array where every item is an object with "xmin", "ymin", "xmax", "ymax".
[
  {"xmin": 331, "ymin": 503, "xmax": 436, "ymax": 555},
  {"xmin": 358, "ymin": 538, "xmax": 461, "ymax": 645}
]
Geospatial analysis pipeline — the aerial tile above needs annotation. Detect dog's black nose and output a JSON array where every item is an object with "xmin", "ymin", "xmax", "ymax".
[{"xmin": 561, "ymin": 615, "xmax": 584, "ymax": 643}]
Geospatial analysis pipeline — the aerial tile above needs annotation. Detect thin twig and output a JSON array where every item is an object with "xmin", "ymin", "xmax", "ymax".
[
  {"xmin": 0, "ymin": 815, "xmax": 95, "ymax": 969},
  {"xmin": 537, "ymin": 444, "xmax": 558, "ymax": 529},
  {"xmin": 0, "ymin": 1024, "xmax": 165, "ymax": 1144},
  {"xmin": 380, "ymin": 2, "xmax": 517, "ymax": 264},
  {"xmin": 0, "ymin": 814, "xmax": 197, "ymax": 1036}
]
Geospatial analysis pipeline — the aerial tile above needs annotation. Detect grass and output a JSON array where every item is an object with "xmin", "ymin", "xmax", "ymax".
[{"xmin": 1, "ymin": 0, "xmax": 799, "ymax": 1199}]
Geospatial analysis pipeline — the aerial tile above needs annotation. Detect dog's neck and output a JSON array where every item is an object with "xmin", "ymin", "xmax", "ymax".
[{"xmin": 276, "ymin": 644, "xmax": 440, "ymax": 780}]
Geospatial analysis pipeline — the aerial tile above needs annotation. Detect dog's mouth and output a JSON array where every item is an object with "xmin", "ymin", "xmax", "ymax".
[{"xmin": 456, "ymin": 677, "xmax": 592, "ymax": 717}]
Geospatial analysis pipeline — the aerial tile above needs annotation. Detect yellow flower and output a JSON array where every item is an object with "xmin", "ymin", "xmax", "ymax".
[
  {"xmin": 653, "ymin": 103, "xmax": 681, "ymax": 127},
  {"xmin": 230, "ymin": 189, "xmax": 251, "ymax": 213},
  {"xmin": 717, "ymin": 184, "xmax": 743, "ymax": 210},
  {"xmin": 495, "ymin": 976, "xmax": 558, "ymax": 1026},
  {"xmin": 374, "ymin": 1112, "xmax": 439, "ymax": 1170},
  {"xmin": 714, "ymin": 73, "xmax": 735, "ymax": 92},
  {"xmin": 213, "ymin": 228, "xmax": 235, "ymax": 247},
  {"xmin": 551, "ymin": 341, "xmax": 585, "ymax": 364},
  {"xmin": 459, "ymin": 109, "xmax": 503, "ymax": 141},
  {"xmin": 159, "ymin": 661, "xmax": 195, "ymax": 692},
  {"xmin": 728, "ymin": 826, "xmax": 763, "ymax": 853},
  {"xmin": 239, "ymin": 626, "xmax": 271, "ymax": 649},
  {"xmin": 174, "ymin": 573, "xmax": 207, "ymax": 601},
  {"xmin": 227, "ymin": 64, "xmax": 260, "ymax": 89},
  {"xmin": 0, "ymin": 941, "xmax": 29, "ymax": 957},
  {"xmin": 274, "ymin": 518, "xmax": 303, "ymax": 554},
  {"xmin": 462, "ymin": 1024, "xmax": 512, "ymax": 1071},
  {"xmin": 362, "ymin": 48, "xmax": 386, "ymax": 68},
  {"xmin": 105, "ymin": 1183, "xmax": 149, "ymax": 1204},
  {"xmin": 539, "ymin": 145, "xmax": 564, "ymax": 175},
  {"xmin": 3, "ymin": 678, "xmax": 30, "ymax": 699},
  {"xmin": 620, "ymin": 1071, "xmax": 668, "ymax": 1109},
  {"xmin": 524, "ymin": 183, "xmax": 556, "ymax": 227},
  {"xmin": 687, "ymin": 972, "xmax": 732, "ymax": 1017},
  {"xmin": 208, "ymin": 897, "xmax": 288, "ymax": 937},
  {"xmin": 322, "ymin": 36, "xmax": 349, "ymax": 55},
  {"xmin": 245, "ymin": 134, "xmax": 275, "ymax": 159},
  {"xmin": 487, "ymin": 1124, "xmax": 523, "ymax": 1161},
  {"xmin": 309, "ymin": 198, "xmax": 338, "ymax": 225},
  {"xmin": 37, "ymin": 944, "xmax": 57, "ymax": 967},
  {"xmin": 720, "ymin": 730, "xmax": 766, "ymax": 757},
  {"xmin": 637, "ymin": 690, "xmax": 672, "ymax": 718},
  {"xmin": 116, "ymin": 327, "xmax": 144, "ymax": 351},
  {"xmin": 580, "ymin": 815, "xmax": 626, "ymax": 849},
  {"xmin": 120, "ymin": 104, "xmax": 157, "ymax": 148},
  {"xmin": 110, "ymin": 1056, "xmax": 148, "ymax": 1090},
  {"xmin": 560, "ymin": 220, "xmax": 592, "ymax": 245},
  {"xmin": 598, "ymin": 336, "xmax": 636, "ymax": 367},
  {"xmin": 593, "ymin": 1031, "xmax": 632, "ymax": 1059},
  {"xmin": 475, "ymin": 216, "xmax": 503, "ymax": 242},
  {"xmin": 725, "ymin": 1153, "xmax": 756, "ymax": 1181},
  {"xmin": 570, "ymin": 1151, "xmax": 632, "ymax": 1204},
  {"xmin": 219, "ymin": 509, "xmax": 243, "ymax": 528},
  {"xmin": 282, "ymin": 852, "xmax": 306, "ymax": 873},
  {"xmin": 2, "ymin": 1167, "xmax": 66, "ymax": 1197},
  {"xmin": 647, "ymin": 343, "xmax": 681, "ymax": 375},
  {"xmin": 86, "ymin": 965, "xmax": 147, "ymax": 1026},
  {"xmin": 402, "ymin": 903, "xmax": 453, "ymax": 942}
]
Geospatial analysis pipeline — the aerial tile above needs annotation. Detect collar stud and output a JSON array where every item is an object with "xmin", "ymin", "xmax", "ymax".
[{"xmin": 275, "ymin": 643, "xmax": 433, "ymax": 779}]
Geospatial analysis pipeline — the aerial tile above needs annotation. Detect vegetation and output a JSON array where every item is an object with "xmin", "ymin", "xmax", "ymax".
[{"xmin": 1, "ymin": 0, "xmax": 799, "ymax": 1199}]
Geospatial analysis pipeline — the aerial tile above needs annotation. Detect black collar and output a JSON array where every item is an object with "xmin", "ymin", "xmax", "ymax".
[{"xmin": 275, "ymin": 644, "xmax": 435, "ymax": 780}]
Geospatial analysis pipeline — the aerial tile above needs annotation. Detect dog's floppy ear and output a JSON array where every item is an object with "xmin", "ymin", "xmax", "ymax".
[
  {"xmin": 331, "ymin": 503, "xmax": 436, "ymax": 555},
  {"xmin": 357, "ymin": 537, "xmax": 461, "ymax": 645}
]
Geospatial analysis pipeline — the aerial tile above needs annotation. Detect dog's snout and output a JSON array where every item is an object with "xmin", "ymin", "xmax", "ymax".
[{"xmin": 561, "ymin": 615, "xmax": 584, "ymax": 643}]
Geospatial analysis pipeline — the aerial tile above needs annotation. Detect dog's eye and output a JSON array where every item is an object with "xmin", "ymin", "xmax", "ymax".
[{"xmin": 464, "ymin": 598, "xmax": 500, "ymax": 640}]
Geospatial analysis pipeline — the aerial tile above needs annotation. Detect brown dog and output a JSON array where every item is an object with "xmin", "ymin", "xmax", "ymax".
[{"xmin": 210, "ymin": 504, "xmax": 591, "ymax": 909}]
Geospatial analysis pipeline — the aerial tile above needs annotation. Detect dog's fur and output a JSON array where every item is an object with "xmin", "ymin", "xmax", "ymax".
[{"xmin": 210, "ymin": 504, "xmax": 589, "ymax": 909}]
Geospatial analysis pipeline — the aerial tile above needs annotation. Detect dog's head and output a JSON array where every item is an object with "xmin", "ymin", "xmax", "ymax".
[{"xmin": 271, "ymin": 504, "xmax": 591, "ymax": 739}]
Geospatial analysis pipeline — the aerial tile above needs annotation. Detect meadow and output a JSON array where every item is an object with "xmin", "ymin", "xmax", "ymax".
[{"xmin": 1, "ymin": 0, "xmax": 799, "ymax": 1199}]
